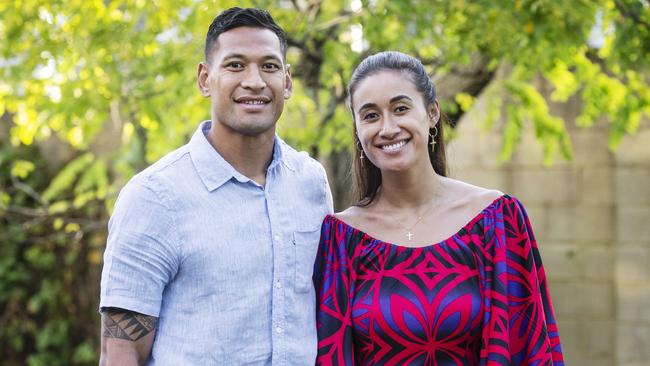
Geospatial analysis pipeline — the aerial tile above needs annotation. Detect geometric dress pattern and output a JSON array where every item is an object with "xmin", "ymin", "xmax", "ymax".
[{"xmin": 314, "ymin": 195, "xmax": 564, "ymax": 365}]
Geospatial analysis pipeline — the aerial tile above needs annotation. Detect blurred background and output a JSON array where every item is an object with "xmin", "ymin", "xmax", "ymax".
[{"xmin": 1, "ymin": 0, "xmax": 648, "ymax": 365}]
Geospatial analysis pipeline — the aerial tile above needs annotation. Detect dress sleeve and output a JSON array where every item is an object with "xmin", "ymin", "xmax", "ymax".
[
  {"xmin": 313, "ymin": 217, "xmax": 356, "ymax": 366},
  {"xmin": 481, "ymin": 197, "xmax": 564, "ymax": 366}
]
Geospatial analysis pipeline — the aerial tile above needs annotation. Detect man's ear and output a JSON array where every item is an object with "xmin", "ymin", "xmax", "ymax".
[
  {"xmin": 197, "ymin": 62, "xmax": 211, "ymax": 97},
  {"xmin": 428, "ymin": 101, "xmax": 440, "ymax": 128},
  {"xmin": 283, "ymin": 64, "xmax": 293, "ymax": 100}
]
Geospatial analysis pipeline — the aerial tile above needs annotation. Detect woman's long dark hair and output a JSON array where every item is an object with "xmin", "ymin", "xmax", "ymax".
[{"xmin": 348, "ymin": 51, "xmax": 447, "ymax": 206}]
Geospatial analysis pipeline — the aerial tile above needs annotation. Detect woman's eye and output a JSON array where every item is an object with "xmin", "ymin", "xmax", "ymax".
[
  {"xmin": 363, "ymin": 112, "xmax": 379, "ymax": 120},
  {"xmin": 395, "ymin": 105, "xmax": 409, "ymax": 113}
]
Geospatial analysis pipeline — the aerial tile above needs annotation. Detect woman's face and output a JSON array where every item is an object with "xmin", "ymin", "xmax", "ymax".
[{"xmin": 352, "ymin": 70, "xmax": 438, "ymax": 173}]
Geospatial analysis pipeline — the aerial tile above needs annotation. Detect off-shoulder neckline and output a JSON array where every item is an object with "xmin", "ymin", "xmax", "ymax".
[{"xmin": 325, "ymin": 194, "xmax": 509, "ymax": 250}]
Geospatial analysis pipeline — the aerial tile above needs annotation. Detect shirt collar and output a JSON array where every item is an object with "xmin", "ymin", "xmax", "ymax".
[{"xmin": 188, "ymin": 121, "xmax": 294, "ymax": 192}]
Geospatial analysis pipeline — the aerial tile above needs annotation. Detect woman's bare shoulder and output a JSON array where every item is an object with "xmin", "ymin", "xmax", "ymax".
[
  {"xmin": 333, "ymin": 205, "xmax": 367, "ymax": 227},
  {"xmin": 441, "ymin": 177, "xmax": 504, "ymax": 210},
  {"xmin": 334, "ymin": 204, "xmax": 389, "ymax": 238}
]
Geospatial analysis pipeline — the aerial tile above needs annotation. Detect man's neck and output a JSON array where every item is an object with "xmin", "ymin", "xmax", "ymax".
[{"xmin": 206, "ymin": 122, "xmax": 276, "ymax": 186}]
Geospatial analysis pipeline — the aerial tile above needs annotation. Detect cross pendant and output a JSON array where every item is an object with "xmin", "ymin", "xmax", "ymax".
[{"xmin": 406, "ymin": 231, "xmax": 413, "ymax": 241}]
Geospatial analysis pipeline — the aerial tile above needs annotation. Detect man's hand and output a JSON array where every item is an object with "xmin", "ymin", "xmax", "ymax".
[{"xmin": 100, "ymin": 307, "xmax": 157, "ymax": 366}]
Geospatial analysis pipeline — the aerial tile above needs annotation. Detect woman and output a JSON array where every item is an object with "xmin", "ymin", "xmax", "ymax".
[{"xmin": 314, "ymin": 51, "xmax": 564, "ymax": 365}]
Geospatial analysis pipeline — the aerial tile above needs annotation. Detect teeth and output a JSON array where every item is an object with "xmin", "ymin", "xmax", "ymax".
[
  {"xmin": 241, "ymin": 100, "xmax": 266, "ymax": 105},
  {"xmin": 381, "ymin": 140, "xmax": 407, "ymax": 151}
]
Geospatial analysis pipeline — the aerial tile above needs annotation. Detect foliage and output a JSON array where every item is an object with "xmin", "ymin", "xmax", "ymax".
[{"xmin": 0, "ymin": 0, "xmax": 648, "ymax": 363}]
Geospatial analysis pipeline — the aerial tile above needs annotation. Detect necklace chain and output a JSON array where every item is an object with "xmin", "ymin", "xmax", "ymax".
[{"xmin": 399, "ymin": 201, "xmax": 437, "ymax": 241}]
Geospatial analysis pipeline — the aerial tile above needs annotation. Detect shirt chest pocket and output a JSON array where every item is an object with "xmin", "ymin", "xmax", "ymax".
[{"xmin": 293, "ymin": 228, "xmax": 321, "ymax": 293}]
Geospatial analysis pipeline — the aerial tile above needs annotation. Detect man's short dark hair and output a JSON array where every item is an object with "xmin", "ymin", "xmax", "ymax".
[{"xmin": 204, "ymin": 7, "xmax": 287, "ymax": 63}]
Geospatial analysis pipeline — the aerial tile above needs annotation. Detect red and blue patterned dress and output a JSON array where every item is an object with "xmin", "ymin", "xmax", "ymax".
[{"xmin": 314, "ymin": 195, "xmax": 564, "ymax": 365}]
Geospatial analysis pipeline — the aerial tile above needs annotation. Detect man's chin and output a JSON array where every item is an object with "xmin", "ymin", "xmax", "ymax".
[
  {"xmin": 241, "ymin": 127, "xmax": 275, "ymax": 136},
  {"xmin": 214, "ymin": 112, "xmax": 281, "ymax": 137},
  {"xmin": 231, "ymin": 121, "xmax": 276, "ymax": 137}
]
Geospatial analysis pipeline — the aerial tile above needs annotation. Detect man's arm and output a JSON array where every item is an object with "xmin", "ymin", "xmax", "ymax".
[{"xmin": 100, "ymin": 307, "xmax": 157, "ymax": 366}]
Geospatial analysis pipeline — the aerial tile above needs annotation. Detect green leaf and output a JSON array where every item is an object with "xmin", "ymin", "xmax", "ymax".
[
  {"xmin": 42, "ymin": 153, "xmax": 94, "ymax": 202},
  {"xmin": 72, "ymin": 342, "xmax": 96, "ymax": 363},
  {"xmin": 10, "ymin": 160, "xmax": 35, "ymax": 179},
  {"xmin": 455, "ymin": 92, "xmax": 475, "ymax": 112}
]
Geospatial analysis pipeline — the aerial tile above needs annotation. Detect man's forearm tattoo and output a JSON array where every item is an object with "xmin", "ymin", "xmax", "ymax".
[{"xmin": 102, "ymin": 308, "xmax": 157, "ymax": 341}]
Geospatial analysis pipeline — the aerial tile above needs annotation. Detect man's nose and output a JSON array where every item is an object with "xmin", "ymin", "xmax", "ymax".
[{"xmin": 241, "ymin": 66, "xmax": 266, "ymax": 90}]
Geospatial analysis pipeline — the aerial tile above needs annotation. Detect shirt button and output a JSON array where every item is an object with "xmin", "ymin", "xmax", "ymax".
[
  {"xmin": 275, "ymin": 325, "xmax": 283, "ymax": 334},
  {"xmin": 275, "ymin": 281, "xmax": 282, "ymax": 289},
  {"xmin": 274, "ymin": 234, "xmax": 280, "ymax": 241}
]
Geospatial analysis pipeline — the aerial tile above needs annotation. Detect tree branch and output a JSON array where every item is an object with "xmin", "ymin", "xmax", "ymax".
[
  {"xmin": 307, "ymin": 0, "xmax": 323, "ymax": 23},
  {"xmin": 320, "ymin": 88, "xmax": 347, "ymax": 128},
  {"xmin": 614, "ymin": 0, "xmax": 650, "ymax": 31},
  {"xmin": 3, "ymin": 204, "xmax": 108, "ymax": 233},
  {"xmin": 4, "ymin": 205, "xmax": 47, "ymax": 217},
  {"xmin": 290, "ymin": 0, "xmax": 302, "ymax": 12},
  {"xmin": 11, "ymin": 176, "xmax": 48, "ymax": 206},
  {"xmin": 314, "ymin": 10, "xmax": 363, "ymax": 31}
]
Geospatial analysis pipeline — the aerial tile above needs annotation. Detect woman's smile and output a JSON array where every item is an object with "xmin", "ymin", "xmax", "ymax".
[{"xmin": 377, "ymin": 138, "xmax": 410, "ymax": 153}]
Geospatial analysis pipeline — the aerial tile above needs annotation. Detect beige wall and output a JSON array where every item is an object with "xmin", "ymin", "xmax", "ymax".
[{"xmin": 447, "ymin": 96, "xmax": 650, "ymax": 365}]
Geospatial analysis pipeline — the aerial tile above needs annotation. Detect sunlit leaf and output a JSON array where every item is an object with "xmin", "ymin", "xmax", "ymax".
[
  {"xmin": 42, "ymin": 153, "xmax": 94, "ymax": 202},
  {"xmin": 10, "ymin": 160, "xmax": 35, "ymax": 179}
]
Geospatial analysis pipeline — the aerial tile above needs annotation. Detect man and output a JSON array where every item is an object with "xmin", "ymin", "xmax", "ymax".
[{"xmin": 99, "ymin": 7, "xmax": 333, "ymax": 365}]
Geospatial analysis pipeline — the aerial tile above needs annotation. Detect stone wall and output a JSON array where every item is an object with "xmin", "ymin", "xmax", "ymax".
[
  {"xmin": 447, "ymin": 96, "xmax": 650, "ymax": 365},
  {"xmin": 614, "ymin": 128, "xmax": 650, "ymax": 366}
]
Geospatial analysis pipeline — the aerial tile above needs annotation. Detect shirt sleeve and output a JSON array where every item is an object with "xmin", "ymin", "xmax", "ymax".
[
  {"xmin": 481, "ymin": 197, "xmax": 564, "ymax": 365},
  {"xmin": 99, "ymin": 176, "xmax": 180, "ymax": 317},
  {"xmin": 320, "ymin": 164, "xmax": 334, "ymax": 215},
  {"xmin": 314, "ymin": 217, "xmax": 356, "ymax": 365}
]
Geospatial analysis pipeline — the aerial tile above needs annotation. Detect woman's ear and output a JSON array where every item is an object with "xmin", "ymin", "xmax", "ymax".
[{"xmin": 427, "ymin": 101, "xmax": 440, "ymax": 128}]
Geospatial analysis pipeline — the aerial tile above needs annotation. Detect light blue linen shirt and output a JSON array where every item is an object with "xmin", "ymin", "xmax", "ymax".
[{"xmin": 100, "ymin": 121, "xmax": 333, "ymax": 365}]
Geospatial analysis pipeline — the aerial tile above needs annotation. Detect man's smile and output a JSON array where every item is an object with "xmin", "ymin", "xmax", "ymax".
[{"xmin": 234, "ymin": 95, "xmax": 271, "ymax": 104}]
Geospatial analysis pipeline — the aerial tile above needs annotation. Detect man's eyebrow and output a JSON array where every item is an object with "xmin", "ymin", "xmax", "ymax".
[
  {"xmin": 221, "ymin": 53, "xmax": 247, "ymax": 61},
  {"xmin": 261, "ymin": 54, "xmax": 282, "ymax": 62},
  {"xmin": 221, "ymin": 54, "xmax": 282, "ymax": 62}
]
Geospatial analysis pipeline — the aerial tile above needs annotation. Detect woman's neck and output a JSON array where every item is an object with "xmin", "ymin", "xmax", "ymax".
[{"xmin": 376, "ymin": 164, "xmax": 443, "ymax": 210}]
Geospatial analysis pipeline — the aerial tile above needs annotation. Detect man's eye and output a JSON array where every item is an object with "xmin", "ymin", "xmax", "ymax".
[
  {"xmin": 227, "ymin": 62, "xmax": 244, "ymax": 69},
  {"xmin": 262, "ymin": 63, "xmax": 280, "ymax": 71},
  {"xmin": 395, "ymin": 106, "xmax": 409, "ymax": 113}
]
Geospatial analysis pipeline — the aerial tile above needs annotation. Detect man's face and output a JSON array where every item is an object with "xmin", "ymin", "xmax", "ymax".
[{"xmin": 198, "ymin": 27, "xmax": 292, "ymax": 136}]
